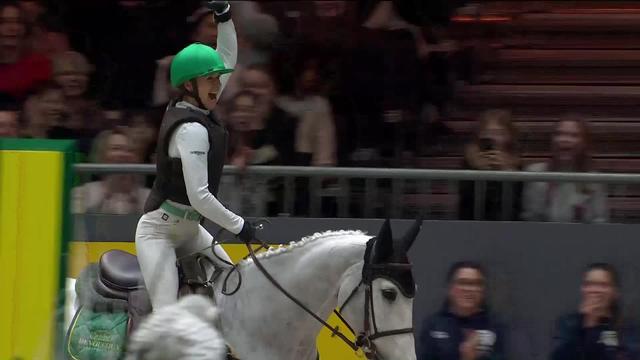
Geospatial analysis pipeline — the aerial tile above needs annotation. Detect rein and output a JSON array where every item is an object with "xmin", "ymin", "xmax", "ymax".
[
  {"xmin": 183, "ymin": 225, "xmax": 415, "ymax": 359},
  {"xmin": 242, "ymin": 234, "xmax": 415, "ymax": 359},
  {"xmin": 242, "ymin": 239, "xmax": 361, "ymax": 351}
]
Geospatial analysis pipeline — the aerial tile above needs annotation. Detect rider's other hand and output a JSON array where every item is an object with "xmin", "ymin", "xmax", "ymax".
[
  {"xmin": 237, "ymin": 218, "xmax": 255, "ymax": 243},
  {"xmin": 207, "ymin": 1, "xmax": 231, "ymax": 23}
]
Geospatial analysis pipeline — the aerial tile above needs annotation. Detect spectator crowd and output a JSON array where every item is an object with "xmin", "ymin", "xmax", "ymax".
[
  {"xmin": 418, "ymin": 261, "xmax": 640, "ymax": 360},
  {"xmin": 0, "ymin": 0, "xmax": 612, "ymax": 222}
]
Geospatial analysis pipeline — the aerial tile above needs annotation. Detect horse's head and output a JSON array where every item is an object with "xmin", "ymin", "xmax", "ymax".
[{"xmin": 337, "ymin": 218, "xmax": 422, "ymax": 360}]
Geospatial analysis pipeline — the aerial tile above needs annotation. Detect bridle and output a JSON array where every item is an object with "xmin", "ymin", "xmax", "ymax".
[
  {"xmin": 331, "ymin": 238, "xmax": 415, "ymax": 359},
  {"xmin": 242, "ymin": 233, "xmax": 415, "ymax": 360},
  {"xmin": 182, "ymin": 225, "xmax": 415, "ymax": 359}
]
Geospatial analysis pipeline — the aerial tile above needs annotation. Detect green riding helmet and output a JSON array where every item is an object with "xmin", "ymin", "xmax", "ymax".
[{"xmin": 170, "ymin": 43, "xmax": 234, "ymax": 88}]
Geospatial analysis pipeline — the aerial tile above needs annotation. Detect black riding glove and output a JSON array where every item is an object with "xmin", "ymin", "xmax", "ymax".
[
  {"xmin": 207, "ymin": 1, "xmax": 232, "ymax": 23},
  {"xmin": 237, "ymin": 218, "xmax": 255, "ymax": 243}
]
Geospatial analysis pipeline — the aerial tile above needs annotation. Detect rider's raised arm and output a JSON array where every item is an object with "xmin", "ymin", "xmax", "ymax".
[
  {"xmin": 172, "ymin": 122, "xmax": 244, "ymax": 234},
  {"xmin": 213, "ymin": 2, "xmax": 237, "ymax": 95}
]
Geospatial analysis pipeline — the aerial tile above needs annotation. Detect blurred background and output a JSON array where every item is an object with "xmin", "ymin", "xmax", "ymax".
[
  {"xmin": 6, "ymin": 1, "xmax": 640, "ymax": 360},
  {"xmin": 5, "ymin": 0, "xmax": 640, "ymax": 223}
]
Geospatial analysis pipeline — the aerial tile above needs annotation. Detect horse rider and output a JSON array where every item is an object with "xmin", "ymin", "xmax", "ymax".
[{"xmin": 135, "ymin": 0, "xmax": 256, "ymax": 309}]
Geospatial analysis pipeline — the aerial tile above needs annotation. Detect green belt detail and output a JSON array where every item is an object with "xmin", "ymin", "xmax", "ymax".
[{"xmin": 160, "ymin": 201, "xmax": 203, "ymax": 221}]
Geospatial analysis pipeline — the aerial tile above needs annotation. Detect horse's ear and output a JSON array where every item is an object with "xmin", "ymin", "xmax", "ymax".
[
  {"xmin": 400, "ymin": 216, "xmax": 423, "ymax": 252},
  {"xmin": 373, "ymin": 219, "xmax": 393, "ymax": 263},
  {"xmin": 378, "ymin": 218, "xmax": 392, "ymax": 241}
]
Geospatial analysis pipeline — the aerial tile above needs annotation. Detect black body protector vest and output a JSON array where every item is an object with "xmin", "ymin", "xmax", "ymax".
[{"xmin": 144, "ymin": 104, "xmax": 228, "ymax": 213}]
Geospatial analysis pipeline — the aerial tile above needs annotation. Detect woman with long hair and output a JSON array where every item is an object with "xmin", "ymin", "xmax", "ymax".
[
  {"xmin": 551, "ymin": 263, "xmax": 640, "ymax": 360},
  {"xmin": 458, "ymin": 109, "xmax": 522, "ymax": 221},
  {"xmin": 521, "ymin": 114, "xmax": 608, "ymax": 223}
]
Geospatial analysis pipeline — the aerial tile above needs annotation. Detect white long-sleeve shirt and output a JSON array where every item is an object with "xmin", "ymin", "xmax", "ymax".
[{"xmin": 166, "ymin": 18, "xmax": 244, "ymax": 235}]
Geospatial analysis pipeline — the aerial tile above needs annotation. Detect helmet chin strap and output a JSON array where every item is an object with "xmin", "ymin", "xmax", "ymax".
[{"xmin": 184, "ymin": 79, "xmax": 208, "ymax": 111}]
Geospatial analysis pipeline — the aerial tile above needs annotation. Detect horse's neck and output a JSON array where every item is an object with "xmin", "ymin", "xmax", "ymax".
[{"xmin": 216, "ymin": 232, "xmax": 370, "ymax": 359}]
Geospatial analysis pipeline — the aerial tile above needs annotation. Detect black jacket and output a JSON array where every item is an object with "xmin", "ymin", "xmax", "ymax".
[
  {"xmin": 418, "ymin": 308, "xmax": 505, "ymax": 360},
  {"xmin": 550, "ymin": 313, "xmax": 640, "ymax": 360}
]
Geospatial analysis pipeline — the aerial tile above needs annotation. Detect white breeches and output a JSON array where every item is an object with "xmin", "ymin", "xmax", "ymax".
[{"xmin": 134, "ymin": 208, "xmax": 232, "ymax": 309}]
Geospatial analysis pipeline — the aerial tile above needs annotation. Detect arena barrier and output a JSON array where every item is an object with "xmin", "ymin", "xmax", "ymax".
[
  {"xmin": 4, "ymin": 157, "xmax": 640, "ymax": 359},
  {"xmin": 71, "ymin": 215, "xmax": 640, "ymax": 360},
  {"xmin": 76, "ymin": 163, "xmax": 640, "ymax": 222}
]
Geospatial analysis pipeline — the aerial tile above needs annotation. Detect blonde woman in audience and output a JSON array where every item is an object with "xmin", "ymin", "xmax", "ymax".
[
  {"xmin": 72, "ymin": 126, "xmax": 150, "ymax": 215},
  {"xmin": 522, "ymin": 114, "xmax": 608, "ymax": 223}
]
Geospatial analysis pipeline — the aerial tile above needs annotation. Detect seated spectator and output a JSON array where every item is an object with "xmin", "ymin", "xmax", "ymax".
[
  {"xmin": 126, "ymin": 109, "xmax": 158, "ymax": 188},
  {"xmin": 51, "ymin": 50, "xmax": 104, "ymax": 135},
  {"xmin": 278, "ymin": 54, "xmax": 337, "ymax": 166},
  {"xmin": 220, "ymin": 86, "xmax": 296, "ymax": 216},
  {"xmin": 0, "ymin": 1, "xmax": 51, "ymax": 103},
  {"xmin": 458, "ymin": 109, "xmax": 522, "ymax": 221},
  {"xmin": 418, "ymin": 261, "xmax": 505, "ymax": 360},
  {"xmin": 152, "ymin": 6, "xmax": 217, "ymax": 107},
  {"xmin": 21, "ymin": 81, "xmax": 66, "ymax": 139},
  {"xmin": 215, "ymin": 11, "xmax": 280, "ymax": 108},
  {"xmin": 219, "ymin": 90, "xmax": 271, "ymax": 216},
  {"xmin": 28, "ymin": 13, "xmax": 70, "ymax": 58},
  {"xmin": 522, "ymin": 114, "xmax": 608, "ymax": 223},
  {"xmin": 18, "ymin": 0, "xmax": 69, "ymax": 57},
  {"xmin": 126, "ymin": 109, "xmax": 158, "ymax": 164},
  {"xmin": 0, "ymin": 106, "xmax": 19, "ymax": 137},
  {"xmin": 551, "ymin": 263, "xmax": 640, "ymax": 360},
  {"xmin": 235, "ymin": 12, "xmax": 279, "ymax": 67},
  {"xmin": 72, "ymin": 126, "xmax": 150, "ymax": 215},
  {"xmin": 236, "ymin": 64, "xmax": 298, "ymax": 165},
  {"xmin": 125, "ymin": 295, "xmax": 226, "ymax": 360}
]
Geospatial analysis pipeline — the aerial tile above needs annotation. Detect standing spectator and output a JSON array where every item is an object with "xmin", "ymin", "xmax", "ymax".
[
  {"xmin": 21, "ymin": 81, "xmax": 66, "ymax": 138},
  {"xmin": 0, "ymin": 106, "xmax": 19, "ymax": 137},
  {"xmin": 0, "ymin": 1, "xmax": 51, "ymax": 103},
  {"xmin": 278, "ymin": 54, "xmax": 337, "ymax": 166},
  {"xmin": 458, "ymin": 109, "xmax": 522, "ymax": 221},
  {"xmin": 522, "ymin": 114, "xmax": 608, "ymax": 223},
  {"xmin": 72, "ymin": 126, "xmax": 150, "ymax": 215},
  {"xmin": 418, "ymin": 261, "xmax": 505, "ymax": 360},
  {"xmin": 551, "ymin": 263, "xmax": 640, "ymax": 360}
]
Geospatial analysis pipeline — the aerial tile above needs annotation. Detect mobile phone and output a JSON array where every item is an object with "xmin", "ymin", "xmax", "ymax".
[{"xmin": 478, "ymin": 138, "xmax": 494, "ymax": 151}]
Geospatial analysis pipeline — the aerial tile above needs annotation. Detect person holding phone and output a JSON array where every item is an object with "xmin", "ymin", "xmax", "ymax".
[
  {"xmin": 458, "ymin": 109, "xmax": 522, "ymax": 220},
  {"xmin": 551, "ymin": 263, "xmax": 640, "ymax": 360}
]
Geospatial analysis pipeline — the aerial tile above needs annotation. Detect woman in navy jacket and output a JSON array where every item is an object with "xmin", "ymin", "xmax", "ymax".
[
  {"xmin": 418, "ymin": 261, "xmax": 505, "ymax": 360},
  {"xmin": 551, "ymin": 263, "xmax": 640, "ymax": 360}
]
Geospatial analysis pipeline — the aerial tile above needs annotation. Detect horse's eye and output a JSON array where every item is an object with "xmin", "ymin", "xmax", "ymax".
[{"xmin": 382, "ymin": 288, "xmax": 397, "ymax": 302}]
